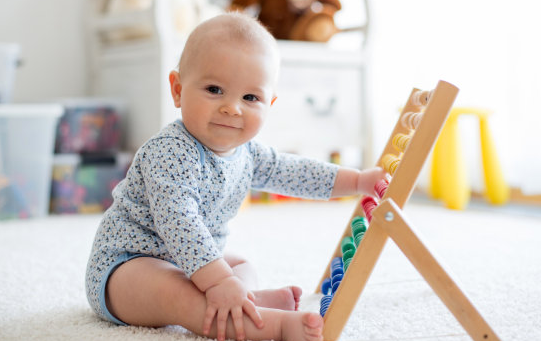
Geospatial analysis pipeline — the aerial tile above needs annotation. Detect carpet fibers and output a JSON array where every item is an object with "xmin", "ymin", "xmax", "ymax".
[{"xmin": 1, "ymin": 200, "xmax": 540, "ymax": 341}]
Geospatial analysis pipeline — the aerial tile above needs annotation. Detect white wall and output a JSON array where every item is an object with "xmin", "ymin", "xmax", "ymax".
[
  {"xmin": 0, "ymin": 0, "xmax": 87, "ymax": 102},
  {"xmin": 366, "ymin": 0, "xmax": 541, "ymax": 194},
  {"xmin": 2, "ymin": 0, "xmax": 540, "ymax": 194}
]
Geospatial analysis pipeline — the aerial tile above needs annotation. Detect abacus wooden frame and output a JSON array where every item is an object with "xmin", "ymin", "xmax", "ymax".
[{"xmin": 316, "ymin": 80, "xmax": 501, "ymax": 341}]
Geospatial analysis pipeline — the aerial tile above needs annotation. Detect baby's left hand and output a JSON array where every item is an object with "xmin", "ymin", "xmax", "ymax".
[{"xmin": 356, "ymin": 167, "xmax": 388, "ymax": 196}]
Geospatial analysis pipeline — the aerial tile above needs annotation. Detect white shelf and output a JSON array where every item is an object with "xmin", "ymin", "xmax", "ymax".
[
  {"xmin": 90, "ymin": 9, "xmax": 154, "ymax": 30},
  {"xmin": 0, "ymin": 104, "xmax": 63, "ymax": 118},
  {"xmin": 86, "ymin": 0, "xmax": 371, "ymax": 167}
]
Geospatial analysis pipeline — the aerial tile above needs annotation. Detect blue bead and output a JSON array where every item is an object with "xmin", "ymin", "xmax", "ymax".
[
  {"xmin": 321, "ymin": 277, "xmax": 332, "ymax": 295},
  {"xmin": 319, "ymin": 294, "xmax": 332, "ymax": 316},
  {"xmin": 331, "ymin": 257, "xmax": 344, "ymax": 277},
  {"xmin": 331, "ymin": 273, "xmax": 343, "ymax": 286},
  {"xmin": 331, "ymin": 273, "xmax": 343, "ymax": 294},
  {"xmin": 331, "ymin": 256, "xmax": 343, "ymax": 267},
  {"xmin": 331, "ymin": 266, "xmax": 343, "ymax": 277}
]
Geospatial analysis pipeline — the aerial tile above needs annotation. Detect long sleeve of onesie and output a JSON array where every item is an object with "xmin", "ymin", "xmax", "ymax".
[{"xmin": 249, "ymin": 140, "xmax": 339, "ymax": 200}]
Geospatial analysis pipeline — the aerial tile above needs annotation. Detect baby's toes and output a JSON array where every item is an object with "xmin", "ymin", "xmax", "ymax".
[
  {"xmin": 290, "ymin": 286, "xmax": 302, "ymax": 310},
  {"xmin": 302, "ymin": 312, "xmax": 324, "ymax": 335}
]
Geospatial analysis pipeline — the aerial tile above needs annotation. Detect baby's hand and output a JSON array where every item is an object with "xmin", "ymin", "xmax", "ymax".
[
  {"xmin": 357, "ymin": 167, "xmax": 388, "ymax": 196},
  {"xmin": 203, "ymin": 276, "xmax": 263, "ymax": 341}
]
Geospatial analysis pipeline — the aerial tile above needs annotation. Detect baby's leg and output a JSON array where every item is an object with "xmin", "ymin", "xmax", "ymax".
[
  {"xmin": 224, "ymin": 253, "xmax": 302, "ymax": 310},
  {"xmin": 105, "ymin": 257, "xmax": 323, "ymax": 341}
]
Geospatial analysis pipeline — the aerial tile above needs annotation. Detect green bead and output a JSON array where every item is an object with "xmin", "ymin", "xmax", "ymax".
[
  {"xmin": 341, "ymin": 236, "xmax": 356, "ymax": 254},
  {"xmin": 342, "ymin": 249, "xmax": 355, "ymax": 263},
  {"xmin": 343, "ymin": 257, "xmax": 352, "ymax": 272},
  {"xmin": 354, "ymin": 232, "xmax": 365, "ymax": 246},
  {"xmin": 351, "ymin": 216, "xmax": 368, "ymax": 235},
  {"xmin": 350, "ymin": 216, "xmax": 363, "ymax": 228}
]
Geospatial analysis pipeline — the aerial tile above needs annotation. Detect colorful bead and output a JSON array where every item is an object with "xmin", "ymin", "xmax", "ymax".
[
  {"xmin": 354, "ymin": 232, "xmax": 365, "ymax": 246},
  {"xmin": 331, "ymin": 273, "xmax": 343, "ymax": 294},
  {"xmin": 361, "ymin": 196, "xmax": 378, "ymax": 223},
  {"xmin": 342, "ymin": 249, "xmax": 355, "ymax": 272},
  {"xmin": 412, "ymin": 90, "xmax": 432, "ymax": 106},
  {"xmin": 374, "ymin": 179, "xmax": 389, "ymax": 200},
  {"xmin": 343, "ymin": 257, "xmax": 353, "ymax": 272},
  {"xmin": 392, "ymin": 133, "xmax": 411, "ymax": 152},
  {"xmin": 320, "ymin": 294, "xmax": 333, "ymax": 316},
  {"xmin": 351, "ymin": 216, "xmax": 368, "ymax": 234},
  {"xmin": 321, "ymin": 277, "xmax": 332, "ymax": 295},
  {"xmin": 330, "ymin": 257, "xmax": 344, "ymax": 277},
  {"xmin": 382, "ymin": 154, "xmax": 400, "ymax": 175},
  {"xmin": 401, "ymin": 111, "xmax": 422, "ymax": 130},
  {"xmin": 341, "ymin": 236, "xmax": 356, "ymax": 254}
]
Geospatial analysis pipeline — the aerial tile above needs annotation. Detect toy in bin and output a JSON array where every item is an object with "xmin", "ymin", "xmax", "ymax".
[
  {"xmin": 0, "ymin": 175, "xmax": 29, "ymax": 218},
  {"xmin": 50, "ymin": 153, "xmax": 131, "ymax": 214},
  {"xmin": 55, "ymin": 105, "xmax": 121, "ymax": 153}
]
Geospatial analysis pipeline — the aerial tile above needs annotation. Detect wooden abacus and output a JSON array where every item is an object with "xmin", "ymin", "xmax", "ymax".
[{"xmin": 316, "ymin": 80, "xmax": 501, "ymax": 341}]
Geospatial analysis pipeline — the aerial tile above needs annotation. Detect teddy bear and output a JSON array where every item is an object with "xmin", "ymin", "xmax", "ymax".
[{"xmin": 229, "ymin": 0, "xmax": 343, "ymax": 42}]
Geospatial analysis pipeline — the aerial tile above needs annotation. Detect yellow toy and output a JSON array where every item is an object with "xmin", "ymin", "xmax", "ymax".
[{"xmin": 429, "ymin": 107, "xmax": 510, "ymax": 210}]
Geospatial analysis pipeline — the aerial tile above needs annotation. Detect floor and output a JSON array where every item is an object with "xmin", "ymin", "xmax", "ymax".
[{"xmin": 1, "ymin": 197, "xmax": 540, "ymax": 340}]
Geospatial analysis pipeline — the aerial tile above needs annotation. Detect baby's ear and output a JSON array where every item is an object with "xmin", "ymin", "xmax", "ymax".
[{"xmin": 169, "ymin": 71, "xmax": 182, "ymax": 108}]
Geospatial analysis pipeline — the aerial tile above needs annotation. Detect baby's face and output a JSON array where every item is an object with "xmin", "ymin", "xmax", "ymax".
[{"xmin": 173, "ymin": 40, "xmax": 277, "ymax": 157}]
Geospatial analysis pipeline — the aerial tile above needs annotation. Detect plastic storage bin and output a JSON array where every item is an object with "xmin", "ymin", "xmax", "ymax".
[{"xmin": 0, "ymin": 104, "xmax": 63, "ymax": 219}]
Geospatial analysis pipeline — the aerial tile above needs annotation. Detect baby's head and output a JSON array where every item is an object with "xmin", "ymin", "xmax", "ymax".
[
  {"xmin": 178, "ymin": 12, "xmax": 280, "ymax": 83},
  {"xmin": 169, "ymin": 12, "xmax": 280, "ymax": 156}
]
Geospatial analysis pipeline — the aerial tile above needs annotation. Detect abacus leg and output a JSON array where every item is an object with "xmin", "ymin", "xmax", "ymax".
[
  {"xmin": 322, "ymin": 223, "xmax": 389, "ymax": 341},
  {"xmin": 372, "ymin": 199, "xmax": 501, "ymax": 341}
]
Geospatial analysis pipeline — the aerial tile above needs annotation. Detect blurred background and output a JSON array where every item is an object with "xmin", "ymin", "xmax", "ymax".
[{"xmin": 1, "ymin": 0, "xmax": 540, "ymax": 219}]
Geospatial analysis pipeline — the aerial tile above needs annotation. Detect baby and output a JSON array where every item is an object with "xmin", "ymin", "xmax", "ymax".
[{"xmin": 85, "ymin": 12, "xmax": 386, "ymax": 341}]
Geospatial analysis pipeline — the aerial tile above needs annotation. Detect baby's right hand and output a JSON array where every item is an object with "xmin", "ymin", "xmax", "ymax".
[
  {"xmin": 357, "ymin": 167, "xmax": 389, "ymax": 196},
  {"xmin": 203, "ymin": 275, "xmax": 264, "ymax": 341}
]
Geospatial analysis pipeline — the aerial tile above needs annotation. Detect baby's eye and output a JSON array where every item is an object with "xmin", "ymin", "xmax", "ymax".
[
  {"xmin": 206, "ymin": 86, "xmax": 223, "ymax": 94},
  {"xmin": 243, "ymin": 94, "xmax": 259, "ymax": 102}
]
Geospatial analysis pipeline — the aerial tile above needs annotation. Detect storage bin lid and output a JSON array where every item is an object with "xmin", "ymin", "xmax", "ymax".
[{"xmin": 0, "ymin": 104, "xmax": 63, "ymax": 118}]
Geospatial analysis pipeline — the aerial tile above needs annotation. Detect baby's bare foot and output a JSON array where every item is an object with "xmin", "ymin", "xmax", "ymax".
[
  {"xmin": 281, "ymin": 311, "xmax": 324, "ymax": 341},
  {"xmin": 253, "ymin": 286, "xmax": 302, "ymax": 311}
]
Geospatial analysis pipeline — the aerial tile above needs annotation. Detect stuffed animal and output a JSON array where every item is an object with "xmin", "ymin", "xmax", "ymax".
[{"xmin": 229, "ymin": 0, "xmax": 342, "ymax": 42}]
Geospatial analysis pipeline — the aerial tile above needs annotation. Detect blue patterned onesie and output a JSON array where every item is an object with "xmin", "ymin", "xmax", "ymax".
[{"xmin": 85, "ymin": 120, "xmax": 339, "ymax": 324}]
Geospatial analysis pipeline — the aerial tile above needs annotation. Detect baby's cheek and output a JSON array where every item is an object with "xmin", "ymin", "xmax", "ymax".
[{"xmin": 247, "ymin": 116, "xmax": 264, "ymax": 136}]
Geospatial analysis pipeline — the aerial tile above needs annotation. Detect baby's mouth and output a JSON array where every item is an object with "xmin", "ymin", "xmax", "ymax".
[{"xmin": 212, "ymin": 122, "xmax": 241, "ymax": 129}]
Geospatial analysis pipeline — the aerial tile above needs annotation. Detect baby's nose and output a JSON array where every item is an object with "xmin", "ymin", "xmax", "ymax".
[{"xmin": 219, "ymin": 102, "xmax": 241, "ymax": 116}]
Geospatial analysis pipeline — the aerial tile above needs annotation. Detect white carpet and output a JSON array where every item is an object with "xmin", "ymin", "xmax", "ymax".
[{"xmin": 1, "ymin": 199, "xmax": 540, "ymax": 341}]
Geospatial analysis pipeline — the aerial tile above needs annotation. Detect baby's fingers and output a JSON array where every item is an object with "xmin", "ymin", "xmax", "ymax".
[
  {"xmin": 247, "ymin": 291, "xmax": 256, "ymax": 303},
  {"xmin": 243, "ymin": 300, "xmax": 264, "ymax": 329},
  {"xmin": 231, "ymin": 306, "xmax": 245, "ymax": 340},
  {"xmin": 202, "ymin": 306, "xmax": 217, "ymax": 335},
  {"xmin": 216, "ymin": 309, "xmax": 229, "ymax": 341}
]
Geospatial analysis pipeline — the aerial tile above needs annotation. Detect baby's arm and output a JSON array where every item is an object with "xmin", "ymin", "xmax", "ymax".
[
  {"xmin": 191, "ymin": 258, "xmax": 264, "ymax": 341},
  {"xmin": 250, "ymin": 141, "xmax": 388, "ymax": 200},
  {"xmin": 331, "ymin": 166, "xmax": 387, "ymax": 198}
]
